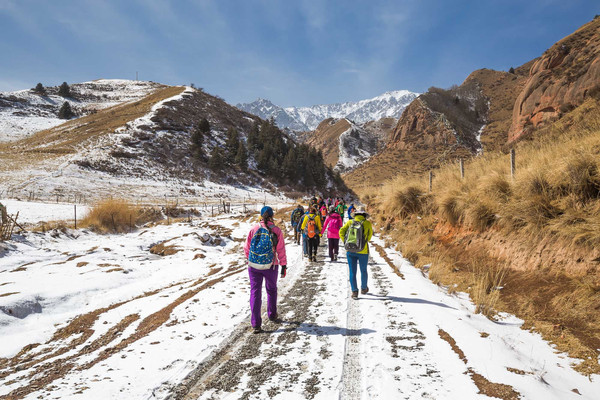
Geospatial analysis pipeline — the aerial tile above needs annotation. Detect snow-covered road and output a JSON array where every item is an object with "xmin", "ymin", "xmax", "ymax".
[{"xmin": 1, "ymin": 210, "xmax": 599, "ymax": 399}]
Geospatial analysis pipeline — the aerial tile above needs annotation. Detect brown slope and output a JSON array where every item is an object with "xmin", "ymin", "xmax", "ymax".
[
  {"xmin": 463, "ymin": 64, "xmax": 532, "ymax": 152},
  {"xmin": 296, "ymin": 118, "xmax": 350, "ymax": 168},
  {"xmin": 509, "ymin": 17, "xmax": 600, "ymax": 142}
]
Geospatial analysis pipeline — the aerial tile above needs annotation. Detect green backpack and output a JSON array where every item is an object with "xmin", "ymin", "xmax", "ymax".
[{"xmin": 344, "ymin": 220, "xmax": 365, "ymax": 253}]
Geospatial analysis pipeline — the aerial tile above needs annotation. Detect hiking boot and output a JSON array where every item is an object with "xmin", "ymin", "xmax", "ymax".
[
  {"xmin": 361, "ymin": 287, "xmax": 369, "ymax": 295},
  {"xmin": 333, "ymin": 254, "xmax": 337, "ymax": 261},
  {"xmin": 252, "ymin": 326, "xmax": 263, "ymax": 334},
  {"xmin": 351, "ymin": 291, "xmax": 358, "ymax": 299},
  {"xmin": 268, "ymin": 314, "xmax": 281, "ymax": 323}
]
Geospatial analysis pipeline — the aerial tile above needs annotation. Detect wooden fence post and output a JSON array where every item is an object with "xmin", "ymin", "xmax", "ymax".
[
  {"xmin": 459, "ymin": 159, "xmax": 464, "ymax": 179},
  {"xmin": 74, "ymin": 205, "xmax": 77, "ymax": 229},
  {"xmin": 510, "ymin": 148, "xmax": 516, "ymax": 180},
  {"xmin": 428, "ymin": 171, "xmax": 433, "ymax": 193}
]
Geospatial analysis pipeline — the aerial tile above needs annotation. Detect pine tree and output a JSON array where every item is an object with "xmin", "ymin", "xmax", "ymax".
[
  {"xmin": 198, "ymin": 118, "xmax": 210, "ymax": 134},
  {"xmin": 247, "ymin": 121, "xmax": 260, "ymax": 152},
  {"xmin": 33, "ymin": 83, "xmax": 46, "ymax": 95},
  {"xmin": 58, "ymin": 82, "xmax": 71, "ymax": 97},
  {"xmin": 208, "ymin": 147, "xmax": 224, "ymax": 170},
  {"xmin": 508, "ymin": 67, "xmax": 515, "ymax": 74},
  {"xmin": 191, "ymin": 124, "xmax": 204, "ymax": 159},
  {"xmin": 58, "ymin": 101, "xmax": 74, "ymax": 119},
  {"xmin": 256, "ymin": 147, "xmax": 270, "ymax": 172},
  {"xmin": 224, "ymin": 127, "xmax": 240, "ymax": 165},
  {"xmin": 282, "ymin": 146, "xmax": 297, "ymax": 181},
  {"xmin": 235, "ymin": 141, "xmax": 248, "ymax": 169}
]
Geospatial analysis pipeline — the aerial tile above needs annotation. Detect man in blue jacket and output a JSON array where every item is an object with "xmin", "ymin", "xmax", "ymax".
[{"xmin": 347, "ymin": 203, "xmax": 355, "ymax": 220}]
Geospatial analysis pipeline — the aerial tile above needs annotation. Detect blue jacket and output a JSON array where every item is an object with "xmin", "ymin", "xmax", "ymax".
[{"xmin": 347, "ymin": 205, "xmax": 355, "ymax": 220}]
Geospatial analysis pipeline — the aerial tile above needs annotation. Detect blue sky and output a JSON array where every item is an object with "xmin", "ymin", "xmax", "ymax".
[{"xmin": 0, "ymin": 0, "xmax": 598, "ymax": 107}]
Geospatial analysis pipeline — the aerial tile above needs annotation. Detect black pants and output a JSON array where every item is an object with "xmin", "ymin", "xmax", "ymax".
[
  {"xmin": 328, "ymin": 238, "xmax": 339, "ymax": 259},
  {"xmin": 308, "ymin": 237, "xmax": 319, "ymax": 258}
]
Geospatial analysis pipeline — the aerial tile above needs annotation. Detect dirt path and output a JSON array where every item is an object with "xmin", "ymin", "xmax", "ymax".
[{"xmin": 167, "ymin": 232, "xmax": 550, "ymax": 400}]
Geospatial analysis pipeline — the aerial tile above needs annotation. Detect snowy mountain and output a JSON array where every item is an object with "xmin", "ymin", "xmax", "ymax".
[{"xmin": 237, "ymin": 90, "xmax": 419, "ymax": 132}]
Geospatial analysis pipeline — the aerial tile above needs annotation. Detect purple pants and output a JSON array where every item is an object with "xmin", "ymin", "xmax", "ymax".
[{"xmin": 248, "ymin": 265, "xmax": 279, "ymax": 328}]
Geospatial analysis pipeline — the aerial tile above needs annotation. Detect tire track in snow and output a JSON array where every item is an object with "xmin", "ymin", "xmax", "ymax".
[
  {"xmin": 171, "ymin": 242, "xmax": 322, "ymax": 400},
  {"xmin": 340, "ymin": 268, "xmax": 362, "ymax": 400}
]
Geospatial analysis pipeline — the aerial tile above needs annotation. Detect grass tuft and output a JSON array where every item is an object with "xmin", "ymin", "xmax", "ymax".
[{"xmin": 81, "ymin": 199, "xmax": 144, "ymax": 233}]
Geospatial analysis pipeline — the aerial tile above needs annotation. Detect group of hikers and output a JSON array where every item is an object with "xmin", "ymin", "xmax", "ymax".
[{"xmin": 244, "ymin": 196, "xmax": 372, "ymax": 333}]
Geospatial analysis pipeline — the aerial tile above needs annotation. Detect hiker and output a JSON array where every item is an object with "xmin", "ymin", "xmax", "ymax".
[
  {"xmin": 301, "ymin": 206, "xmax": 322, "ymax": 262},
  {"xmin": 290, "ymin": 204, "xmax": 305, "ymax": 245},
  {"xmin": 336, "ymin": 200, "xmax": 347, "ymax": 222},
  {"xmin": 244, "ymin": 206, "xmax": 287, "ymax": 333},
  {"xmin": 322, "ymin": 208, "xmax": 343, "ymax": 262},
  {"xmin": 0, "ymin": 202, "xmax": 6, "ymax": 225},
  {"xmin": 347, "ymin": 203, "xmax": 355, "ymax": 220},
  {"xmin": 319, "ymin": 204, "xmax": 328, "ymax": 221},
  {"xmin": 339, "ymin": 207, "xmax": 373, "ymax": 299},
  {"xmin": 301, "ymin": 206, "xmax": 310, "ymax": 257}
]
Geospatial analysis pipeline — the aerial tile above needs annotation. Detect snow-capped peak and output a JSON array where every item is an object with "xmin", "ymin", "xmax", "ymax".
[{"xmin": 237, "ymin": 90, "xmax": 419, "ymax": 132}]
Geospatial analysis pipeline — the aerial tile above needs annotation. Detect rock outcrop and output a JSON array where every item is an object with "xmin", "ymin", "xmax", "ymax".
[
  {"xmin": 508, "ymin": 17, "xmax": 600, "ymax": 142},
  {"xmin": 389, "ymin": 98, "xmax": 458, "ymax": 151}
]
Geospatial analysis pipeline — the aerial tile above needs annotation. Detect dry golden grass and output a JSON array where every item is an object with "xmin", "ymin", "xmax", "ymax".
[
  {"xmin": 471, "ymin": 262, "xmax": 509, "ymax": 317},
  {"xmin": 80, "ymin": 199, "xmax": 142, "ymax": 233},
  {"xmin": 365, "ymin": 97, "xmax": 600, "ymax": 374}
]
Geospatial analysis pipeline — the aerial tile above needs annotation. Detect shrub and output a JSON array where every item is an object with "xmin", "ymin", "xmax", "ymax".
[
  {"xmin": 439, "ymin": 191, "xmax": 465, "ymax": 225},
  {"xmin": 561, "ymin": 154, "xmax": 600, "ymax": 205},
  {"xmin": 81, "ymin": 199, "xmax": 142, "ymax": 233},
  {"xmin": 393, "ymin": 186, "xmax": 430, "ymax": 218}
]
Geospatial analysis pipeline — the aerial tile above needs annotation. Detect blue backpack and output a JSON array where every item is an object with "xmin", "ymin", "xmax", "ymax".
[{"xmin": 248, "ymin": 227, "xmax": 276, "ymax": 269}]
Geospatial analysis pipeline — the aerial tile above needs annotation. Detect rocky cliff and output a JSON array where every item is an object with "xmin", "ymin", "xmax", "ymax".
[{"xmin": 509, "ymin": 17, "xmax": 600, "ymax": 142}]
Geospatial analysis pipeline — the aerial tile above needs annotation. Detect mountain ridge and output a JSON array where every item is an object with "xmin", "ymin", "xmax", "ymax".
[{"xmin": 237, "ymin": 90, "xmax": 418, "ymax": 132}]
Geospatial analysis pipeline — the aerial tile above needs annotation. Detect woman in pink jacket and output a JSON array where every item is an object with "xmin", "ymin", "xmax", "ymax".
[
  {"xmin": 322, "ymin": 208, "xmax": 343, "ymax": 262},
  {"xmin": 244, "ymin": 206, "xmax": 287, "ymax": 333}
]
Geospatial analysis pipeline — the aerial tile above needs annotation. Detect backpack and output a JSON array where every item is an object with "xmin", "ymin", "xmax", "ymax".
[
  {"xmin": 292, "ymin": 209, "xmax": 303, "ymax": 224},
  {"xmin": 320, "ymin": 207, "xmax": 327, "ymax": 218},
  {"xmin": 305, "ymin": 215, "xmax": 318, "ymax": 239},
  {"xmin": 248, "ymin": 226, "xmax": 276, "ymax": 269},
  {"xmin": 344, "ymin": 220, "xmax": 365, "ymax": 253}
]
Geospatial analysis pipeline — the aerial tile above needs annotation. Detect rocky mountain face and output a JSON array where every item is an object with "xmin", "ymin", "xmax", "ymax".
[
  {"xmin": 345, "ymin": 16, "xmax": 600, "ymax": 194},
  {"xmin": 237, "ymin": 90, "xmax": 418, "ymax": 132},
  {"xmin": 509, "ymin": 17, "xmax": 600, "ymax": 142}
]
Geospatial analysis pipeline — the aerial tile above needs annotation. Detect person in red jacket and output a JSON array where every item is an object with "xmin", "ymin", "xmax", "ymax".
[
  {"xmin": 322, "ymin": 208, "xmax": 343, "ymax": 262},
  {"xmin": 244, "ymin": 206, "xmax": 287, "ymax": 333}
]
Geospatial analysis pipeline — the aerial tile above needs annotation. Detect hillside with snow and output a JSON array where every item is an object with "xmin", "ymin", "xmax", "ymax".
[
  {"xmin": 0, "ymin": 80, "xmax": 346, "ymax": 204},
  {"xmin": 0, "ymin": 80, "xmax": 162, "ymax": 143},
  {"xmin": 237, "ymin": 90, "xmax": 418, "ymax": 132}
]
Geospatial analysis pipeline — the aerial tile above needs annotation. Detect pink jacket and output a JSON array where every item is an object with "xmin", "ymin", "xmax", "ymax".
[
  {"xmin": 322, "ymin": 213, "xmax": 343, "ymax": 239},
  {"xmin": 244, "ymin": 220, "xmax": 287, "ymax": 266}
]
